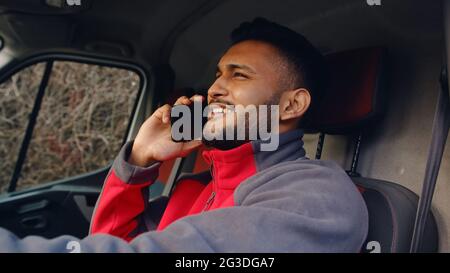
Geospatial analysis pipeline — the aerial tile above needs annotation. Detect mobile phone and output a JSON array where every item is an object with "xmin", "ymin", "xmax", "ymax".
[{"xmin": 170, "ymin": 100, "xmax": 208, "ymax": 142}]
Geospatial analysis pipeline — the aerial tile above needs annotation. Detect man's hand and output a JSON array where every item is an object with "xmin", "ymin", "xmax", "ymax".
[{"xmin": 128, "ymin": 95, "xmax": 204, "ymax": 167}]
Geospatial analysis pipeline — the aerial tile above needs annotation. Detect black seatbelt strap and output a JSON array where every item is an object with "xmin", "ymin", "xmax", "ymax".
[{"xmin": 410, "ymin": 66, "xmax": 449, "ymax": 252}]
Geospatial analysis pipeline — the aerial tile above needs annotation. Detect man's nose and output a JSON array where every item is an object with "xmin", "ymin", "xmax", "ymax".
[{"xmin": 207, "ymin": 80, "xmax": 228, "ymax": 101}]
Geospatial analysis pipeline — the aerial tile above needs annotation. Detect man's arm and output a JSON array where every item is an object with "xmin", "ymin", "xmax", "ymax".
[
  {"xmin": 89, "ymin": 141, "xmax": 161, "ymax": 241},
  {"xmin": 90, "ymin": 95, "xmax": 204, "ymax": 240},
  {"xmin": 0, "ymin": 159, "xmax": 368, "ymax": 253}
]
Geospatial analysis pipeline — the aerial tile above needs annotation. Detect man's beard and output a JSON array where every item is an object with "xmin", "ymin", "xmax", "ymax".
[
  {"xmin": 202, "ymin": 96, "xmax": 280, "ymax": 151},
  {"xmin": 202, "ymin": 137, "xmax": 247, "ymax": 151},
  {"xmin": 201, "ymin": 118, "xmax": 249, "ymax": 151}
]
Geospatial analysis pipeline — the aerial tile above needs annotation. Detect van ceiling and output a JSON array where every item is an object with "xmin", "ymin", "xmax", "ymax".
[
  {"xmin": 170, "ymin": 0, "xmax": 443, "ymax": 88},
  {"xmin": 0, "ymin": 0, "xmax": 221, "ymax": 63},
  {"xmin": 0, "ymin": 0, "xmax": 443, "ymax": 72}
]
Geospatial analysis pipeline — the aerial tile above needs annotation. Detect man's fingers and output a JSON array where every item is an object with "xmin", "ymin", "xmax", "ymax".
[
  {"xmin": 154, "ymin": 94, "xmax": 204, "ymax": 125},
  {"xmin": 154, "ymin": 104, "xmax": 171, "ymax": 124},
  {"xmin": 162, "ymin": 107, "xmax": 171, "ymax": 123},
  {"xmin": 190, "ymin": 94, "xmax": 204, "ymax": 102},
  {"xmin": 174, "ymin": 96, "xmax": 191, "ymax": 106},
  {"xmin": 174, "ymin": 94, "xmax": 204, "ymax": 106}
]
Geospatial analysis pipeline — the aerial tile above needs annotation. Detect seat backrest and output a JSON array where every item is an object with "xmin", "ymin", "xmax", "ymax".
[
  {"xmin": 309, "ymin": 47, "xmax": 439, "ymax": 252},
  {"xmin": 354, "ymin": 177, "xmax": 438, "ymax": 252}
]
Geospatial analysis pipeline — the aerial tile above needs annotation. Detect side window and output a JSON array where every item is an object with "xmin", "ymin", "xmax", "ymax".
[
  {"xmin": 0, "ymin": 63, "xmax": 46, "ymax": 193},
  {"xmin": 0, "ymin": 60, "xmax": 141, "ymax": 193}
]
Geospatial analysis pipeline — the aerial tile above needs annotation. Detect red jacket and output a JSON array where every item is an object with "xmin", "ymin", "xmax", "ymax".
[
  {"xmin": 90, "ymin": 139, "xmax": 269, "ymax": 240},
  {"xmin": 88, "ymin": 129, "xmax": 368, "ymax": 252}
]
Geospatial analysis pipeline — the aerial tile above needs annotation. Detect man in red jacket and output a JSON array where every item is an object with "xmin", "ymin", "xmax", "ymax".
[
  {"xmin": 0, "ymin": 17, "xmax": 368, "ymax": 253},
  {"xmin": 83, "ymin": 17, "xmax": 368, "ymax": 252}
]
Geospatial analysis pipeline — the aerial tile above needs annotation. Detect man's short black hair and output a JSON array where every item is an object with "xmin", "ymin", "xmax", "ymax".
[{"xmin": 230, "ymin": 17, "xmax": 329, "ymax": 127}]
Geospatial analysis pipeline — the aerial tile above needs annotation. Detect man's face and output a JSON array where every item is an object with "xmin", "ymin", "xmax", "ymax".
[
  {"xmin": 208, "ymin": 40, "xmax": 285, "ymax": 108},
  {"xmin": 204, "ymin": 40, "xmax": 286, "ymax": 149}
]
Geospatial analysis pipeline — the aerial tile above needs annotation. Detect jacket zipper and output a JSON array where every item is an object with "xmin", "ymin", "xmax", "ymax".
[
  {"xmin": 202, "ymin": 191, "xmax": 216, "ymax": 212},
  {"xmin": 202, "ymin": 162, "xmax": 217, "ymax": 212}
]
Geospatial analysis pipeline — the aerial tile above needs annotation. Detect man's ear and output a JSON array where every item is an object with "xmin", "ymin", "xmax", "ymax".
[{"xmin": 279, "ymin": 88, "xmax": 311, "ymax": 121}]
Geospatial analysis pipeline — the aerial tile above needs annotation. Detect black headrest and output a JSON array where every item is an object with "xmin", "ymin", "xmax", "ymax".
[{"xmin": 308, "ymin": 47, "xmax": 387, "ymax": 134}]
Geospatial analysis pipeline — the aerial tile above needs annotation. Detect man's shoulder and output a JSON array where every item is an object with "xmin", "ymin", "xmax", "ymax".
[
  {"xmin": 256, "ymin": 158, "xmax": 353, "ymax": 187},
  {"xmin": 234, "ymin": 158, "xmax": 368, "ymax": 238},
  {"xmin": 235, "ymin": 158, "xmax": 362, "ymax": 206}
]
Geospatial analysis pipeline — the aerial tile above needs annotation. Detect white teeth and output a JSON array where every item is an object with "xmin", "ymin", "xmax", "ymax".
[
  {"xmin": 208, "ymin": 105, "xmax": 235, "ymax": 118},
  {"xmin": 225, "ymin": 107, "xmax": 234, "ymax": 113},
  {"xmin": 210, "ymin": 108, "xmax": 234, "ymax": 114}
]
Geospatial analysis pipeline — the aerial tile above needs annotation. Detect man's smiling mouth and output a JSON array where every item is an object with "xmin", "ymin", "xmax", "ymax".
[{"xmin": 207, "ymin": 103, "xmax": 236, "ymax": 119}]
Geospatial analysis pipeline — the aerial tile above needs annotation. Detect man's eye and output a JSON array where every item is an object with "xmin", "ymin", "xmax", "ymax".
[{"xmin": 233, "ymin": 72, "xmax": 247, "ymax": 79}]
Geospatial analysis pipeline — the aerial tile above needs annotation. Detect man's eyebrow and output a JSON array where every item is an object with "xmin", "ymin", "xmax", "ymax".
[{"xmin": 216, "ymin": 63, "xmax": 257, "ymax": 74}]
